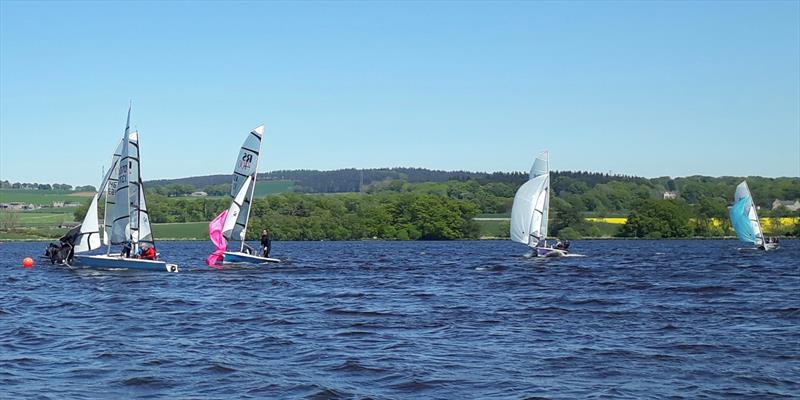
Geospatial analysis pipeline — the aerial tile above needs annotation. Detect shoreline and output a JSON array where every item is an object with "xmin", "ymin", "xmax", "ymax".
[{"xmin": 2, "ymin": 236, "xmax": 795, "ymax": 243}]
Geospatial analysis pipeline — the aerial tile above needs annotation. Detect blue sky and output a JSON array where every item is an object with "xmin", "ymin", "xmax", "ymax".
[{"xmin": 1, "ymin": 1, "xmax": 798, "ymax": 185}]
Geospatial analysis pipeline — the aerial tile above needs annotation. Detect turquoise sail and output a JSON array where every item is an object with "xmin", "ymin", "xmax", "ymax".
[{"xmin": 730, "ymin": 196, "xmax": 757, "ymax": 244}]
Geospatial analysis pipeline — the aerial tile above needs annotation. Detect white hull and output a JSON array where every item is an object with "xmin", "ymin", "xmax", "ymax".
[
  {"xmin": 222, "ymin": 251, "xmax": 280, "ymax": 265},
  {"xmin": 73, "ymin": 254, "xmax": 178, "ymax": 272},
  {"xmin": 536, "ymin": 247, "xmax": 567, "ymax": 258}
]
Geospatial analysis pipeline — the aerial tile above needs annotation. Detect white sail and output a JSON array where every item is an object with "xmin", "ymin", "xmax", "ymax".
[
  {"xmin": 223, "ymin": 125, "xmax": 264, "ymax": 249},
  {"xmin": 535, "ymin": 152, "xmax": 550, "ymax": 240},
  {"xmin": 530, "ymin": 151, "xmax": 549, "ymax": 179},
  {"xmin": 137, "ymin": 181, "xmax": 153, "ymax": 244},
  {"xmin": 127, "ymin": 130, "xmax": 142, "ymax": 246},
  {"xmin": 510, "ymin": 152, "xmax": 550, "ymax": 248},
  {"xmin": 125, "ymin": 130, "xmax": 154, "ymax": 246},
  {"xmin": 222, "ymin": 175, "xmax": 252, "ymax": 239},
  {"xmin": 110, "ymin": 110, "xmax": 133, "ymax": 245},
  {"xmin": 734, "ymin": 181, "xmax": 764, "ymax": 246},
  {"xmin": 103, "ymin": 139, "xmax": 124, "ymax": 245},
  {"xmin": 73, "ymin": 194, "xmax": 102, "ymax": 253}
]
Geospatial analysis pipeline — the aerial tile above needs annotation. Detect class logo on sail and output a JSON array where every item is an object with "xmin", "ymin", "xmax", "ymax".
[{"xmin": 240, "ymin": 153, "xmax": 254, "ymax": 170}]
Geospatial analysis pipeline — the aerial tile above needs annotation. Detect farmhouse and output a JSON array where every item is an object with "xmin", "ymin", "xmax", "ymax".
[{"xmin": 772, "ymin": 199, "xmax": 800, "ymax": 211}]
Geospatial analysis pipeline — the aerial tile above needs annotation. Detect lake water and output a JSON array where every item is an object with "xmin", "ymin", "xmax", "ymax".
[{"xmin": 1, "ymin": 240, "xmax": 798, "ymax": 399}]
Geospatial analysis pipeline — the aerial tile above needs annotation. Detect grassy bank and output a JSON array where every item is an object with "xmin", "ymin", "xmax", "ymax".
[
  {"xmin": 151, "ymin": 222, "xmax": 208, "ymax": 240},
  {"xmin": 0, "ymin": 189, "xmax": 93, "ymax": 205}
]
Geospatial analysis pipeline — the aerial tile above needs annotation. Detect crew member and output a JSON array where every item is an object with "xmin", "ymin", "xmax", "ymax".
[
  {"xmin": 121, "ymin": 241, "xmax": 133, "ymax": 258},
  {"xmin": 261, "ymin": 229, "xmax": 272, "ymax": 257},
  {"xmin": 138, "ymin": 243, "xmax": 157, "ymax": 260}
]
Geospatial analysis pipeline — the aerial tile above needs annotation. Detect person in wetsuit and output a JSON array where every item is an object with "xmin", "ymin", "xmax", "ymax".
[{"xmin": 261, "ymin": 229, "xmax": 272, "ymax": 257}]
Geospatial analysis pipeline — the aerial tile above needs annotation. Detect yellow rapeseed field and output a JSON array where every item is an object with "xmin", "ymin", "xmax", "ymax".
[
  {"xmin": 586, "ymin": 216, "xmax": 800, "ymax": 228},
  {"xmin": 586, "ymin": 217, "xmax": 628, "ymax": 224}
]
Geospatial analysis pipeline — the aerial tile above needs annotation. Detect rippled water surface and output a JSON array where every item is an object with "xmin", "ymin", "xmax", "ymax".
[{"xmin": 1, "ymin": 240, "xmax": 798, "ymax": 399}]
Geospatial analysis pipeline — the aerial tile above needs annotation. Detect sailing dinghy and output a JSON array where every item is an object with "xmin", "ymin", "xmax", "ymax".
[
  {"xmin": 510, "ymin": 151, "xmax": 567, "ymax": 257},
  {"xmin": 69, "ymin": 107, "xmax": 178, "ymax": 272},
  {"xmin": 207, "ymin": 125, "xmax": 280, "ymax": 266},
  {"xmin": 729, "ymin": 181, "xmax": 777, "ymax": 251}
]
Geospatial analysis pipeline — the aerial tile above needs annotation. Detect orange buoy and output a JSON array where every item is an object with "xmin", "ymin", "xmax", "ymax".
[{"xmin": 23, "ymin": 257, "xmax": 34, "ymax": 268}]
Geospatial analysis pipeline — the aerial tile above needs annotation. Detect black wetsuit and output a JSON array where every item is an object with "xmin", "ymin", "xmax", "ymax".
[{"xmin": 261, "ymin": 233, "xmax": 272, "ymax": 257}]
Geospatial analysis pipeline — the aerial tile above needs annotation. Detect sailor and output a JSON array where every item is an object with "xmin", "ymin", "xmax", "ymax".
[
  {"xmin": 138, "ymin": 243, "xmax": 157, "ymax": 260},
  {"xmin": 554, "ymin": 240, "xmax": 565, "ymax": 250},
  {"xmin": 121, "ymin": 241, "xmax": 133, "ymax": 258},
  {"xmin": 261, "ymin": 229, "xmax": 272, "ymax": 257},
  {"xmin": 242, "ymin": 242, "xmax": 255, "ymax": 255}
]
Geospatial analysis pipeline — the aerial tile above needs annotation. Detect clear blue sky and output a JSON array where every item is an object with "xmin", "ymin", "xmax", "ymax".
[{"xmin": 1, "ymin": 1, "xmax": 798, "ymax": 185}]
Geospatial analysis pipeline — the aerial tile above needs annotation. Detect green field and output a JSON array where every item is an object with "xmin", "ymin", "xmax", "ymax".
[
  {"xmin": 0, "ymin": 189, "xmax": 93, "ymax": 205},
  {"xmin": 151, "ymin": 222, "xmax": 208, "ymax": 239},
  {"xmin": 253, "ymin": 180, "xmax": 294, "ymax": 197},
  {"xmin": 0, "ymin": 226, "xmax": 70, "ymax": 240},
  {"xmin": 0, "ymin": 209, "xmax": 75, "ymax": 229}
]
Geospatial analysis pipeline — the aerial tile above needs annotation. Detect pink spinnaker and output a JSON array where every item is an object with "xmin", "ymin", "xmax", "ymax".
[{"xmin": 206, "ymin": 210, "xmax": 228, "ymax": 267}]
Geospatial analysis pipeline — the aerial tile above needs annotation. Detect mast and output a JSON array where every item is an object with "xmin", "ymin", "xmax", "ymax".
[{"xmin": 541, "ymin": 152, "xmax": 550, "ymax": 246}]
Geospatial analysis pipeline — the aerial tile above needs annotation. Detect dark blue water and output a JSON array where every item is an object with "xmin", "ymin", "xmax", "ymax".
[{"xmin": 1, "ymin": 240, "xmax": 798, "ymax": 399}]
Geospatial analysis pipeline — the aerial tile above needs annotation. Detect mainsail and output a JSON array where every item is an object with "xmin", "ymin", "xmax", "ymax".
[
  {"xmin": 730, "ymin": 181, "xmax": 764, "ymax": 246},
  {"xmin": 221, "ymin": 125, "xmax": 264, "ymax": 251},
  {"xmin": 109, "ymin": 109, "xmax": 154, "ymax": 250},
  {"xmin": 111, "ymin": 108, "xmax": 133, "ymax": 245},
  {"xmin": 103, "ymin": 139, "xmax": 123, "ymax": 245},
  {"xmin": 510, "ymin": 152, "xmax": 550, "ymax": 248}
]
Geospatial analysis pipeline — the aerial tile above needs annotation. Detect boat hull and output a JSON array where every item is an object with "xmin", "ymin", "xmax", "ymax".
[
  {"xmin": 222, "ymin": 251, "xmax": 280, "ymax": 265},
  {"xmin": 73, "ymin": 254, "xmax": 179, "ymax": 272},
  {"xmin": 536, "ymin": 247, "xmax": 567, "ymax": 257},
  {"xmin": 762, "ymin": 243, "xmax": 780, "ymax": 251}
]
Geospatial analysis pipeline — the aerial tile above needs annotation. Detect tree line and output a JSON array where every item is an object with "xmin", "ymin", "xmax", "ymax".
[
  {"xmin": 1, "ymin": 181, "xmax": 96, "ymax": 191},
  {"xmin": 70, "ymin": 173, "xmax": 800, "ymax": 240},
  {"xmin": 74, "ymin": 192, "xmax": 480, "ymax": 241}
]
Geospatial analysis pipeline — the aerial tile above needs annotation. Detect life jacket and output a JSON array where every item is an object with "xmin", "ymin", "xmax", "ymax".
[{"xmin": 139, "ymin": 247, "xmax": 157, "ymax": 260}]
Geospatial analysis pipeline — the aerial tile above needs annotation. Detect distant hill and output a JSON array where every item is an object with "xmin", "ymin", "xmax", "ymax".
[
  {"xmin": 144, "ymin": 168, "xmax": 497, "ymax": 192},
  {"xmin": 144, "ymin": 167, "xmax": 652, "ymax": 194},
  {"xmin": 146, "ymin": 174, "xmax": 231, "ymax": 190}
]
